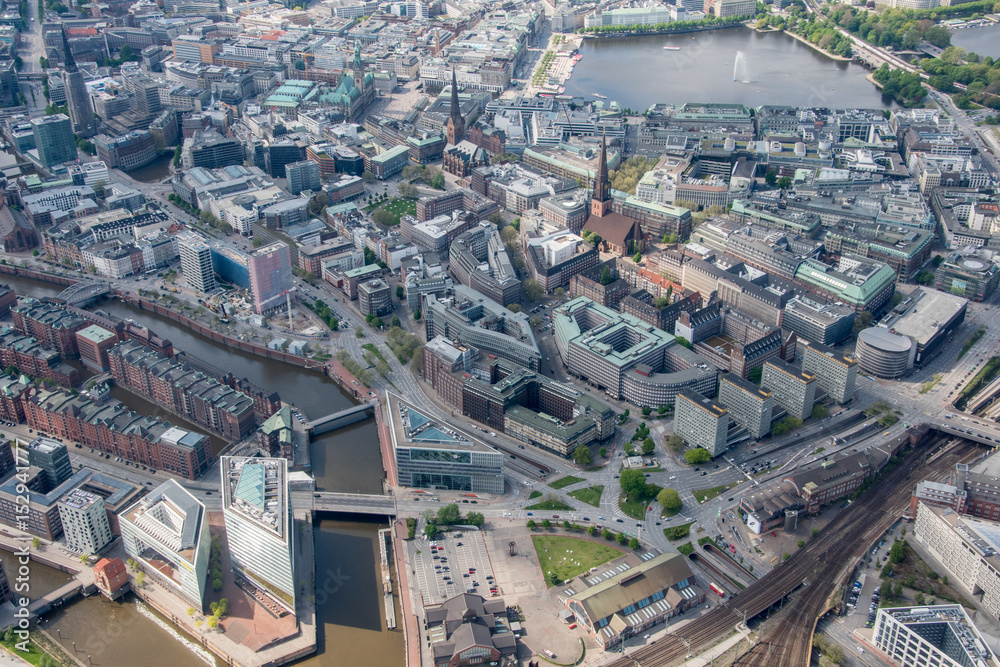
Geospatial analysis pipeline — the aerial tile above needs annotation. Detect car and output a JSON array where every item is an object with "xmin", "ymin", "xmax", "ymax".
[
  {"xmin": 669, "ymin": 476, "xmax": 677, "ymax": 480},
  {"xmin": 727, "ymin": 498, "xmax": 734, "ymax": 502},
  {"xmin": 552, "ymin": 515, "xmax": 560, "ymax": 519},
  {"xmin": 526, "ymin": 512, "xmax": 533, "ymax": 516},
  {"xmin": 205, "ymin": 491, "xmax": 212, "ymax": 495},
  {"xmin": 616, "ymin": 519, "xmax": 624, "ymax": 523},
  {"xmin": 701, "ymin": 472, "xmax": 707, "ymax": 476}
]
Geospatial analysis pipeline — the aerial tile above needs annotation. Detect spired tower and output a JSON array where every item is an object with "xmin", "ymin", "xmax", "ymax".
[
  {"xmin": 445, "ymin": 69, "xmax": 466, "ymax": 146},
  {"xmin": 62, "ymin": 28, "xmax": 98, "ymax": 138},
  {"xmin": 590, "ymin": 134, "xmax": 612, "ymax": 218}
]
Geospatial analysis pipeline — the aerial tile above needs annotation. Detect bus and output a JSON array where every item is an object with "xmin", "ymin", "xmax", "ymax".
[{"xmin": 709, "ymin": 582, "xmax": 725, "ymax": 597}]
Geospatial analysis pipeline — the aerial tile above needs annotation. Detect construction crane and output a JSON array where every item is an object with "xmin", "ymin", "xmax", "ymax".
[{"xmin": 291, "ymin": 50, "xmax": 316, "ymax": 78}]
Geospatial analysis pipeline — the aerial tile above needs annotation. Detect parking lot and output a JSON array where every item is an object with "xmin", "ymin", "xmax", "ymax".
[{"xmin": 406, "ymin": 529, "xmax": 498, "ymax": 606}]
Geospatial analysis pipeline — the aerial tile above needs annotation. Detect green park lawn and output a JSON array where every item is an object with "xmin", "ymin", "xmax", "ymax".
[
  {"xmin": 619, "ymin": 485, "xmax": 661, "ymax": 520},
  {"xmin": 568, "ymin": 485, "xmax": 603, "ymax": 507},
  {"xmin": 693, "ymin": 484, "xmax": 736, "ymax": 503},
  {"xmin": 528, "ymin": 499, "xmax": 573, "ymax": 511},
  {"xmin": 549, "ymin": 475, "xmax": 584, "ymax": 490},
  {"xmin": 367, "ymin": 197, "xmax": 416, "ymax": 225},
  {"xmin": 532, "ymin": 535, "xmax": 624, "ymax": 586}
]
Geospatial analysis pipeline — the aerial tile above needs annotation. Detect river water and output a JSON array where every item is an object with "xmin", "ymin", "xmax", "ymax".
[
  {"xmin": 0, "ymin": 274, "xmax": 401, "ymax": 667},
  {"xmin": 127, "ymin": 153, "xmax": 174, "ymax": 184},
  {"xmin": 564, "ymin": 26, "xmax": 893, "ymax": 109}
]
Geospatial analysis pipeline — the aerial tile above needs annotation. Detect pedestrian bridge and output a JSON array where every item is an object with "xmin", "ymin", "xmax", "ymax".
[
  {"xmin": 29, "ymin": 580, "xmax": 89, "ymax": 617},
  {"xmin": 307, "ymin": 403, "xmax": 375, "ymax": 436},
  {"xmin": 57, "ymin": 281, "xmax": 113, "ymax": 307},
  {"xmin": 310, "ymin": 492, "xmax": 396, "ymax": 515}
]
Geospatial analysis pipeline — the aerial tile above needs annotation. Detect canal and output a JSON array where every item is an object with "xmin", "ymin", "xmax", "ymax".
[
  {"xmin": 0, "ymin": 274, "xmax": 402, "ymax": 667},
  {"xmin": 564, "ymin": 26, "xmax": 893, "ymax": 109}
]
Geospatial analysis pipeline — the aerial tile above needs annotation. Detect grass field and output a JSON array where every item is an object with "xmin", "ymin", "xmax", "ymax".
[
  {"xmin": 532, "ymin": 535, "xmax": 624, "ymax": 586},
  {"xmin": 568, "ymin": 485, "xmax": 603, "ymax": 507},
  {"xmin": 529, "ymin": 490, "xmax": 542, "ymax": 499},
  {"xmin": 368, "ymin": 197, "xmax": 416, "ymax": 225},
  {"xmin": 677, "ymin": 542, "xmax": 694, "ymax": 556},
  {"xmin": 619, "ymin": 485, "xmax": 660, "ymax": 520},
  {"xmin": 693, "ymin": 484, "xmax": 736, "ymax": 503},
  {"xmin": 663, "ymin": 522, "xmax": 694, "ymax": 541},
  {"xmin": 549, "ymin": 475, "xmax": 584, "ymax": 490},
  {"xmin": 528, "ymin": 499, "xmax": 573, "ymax": 511}
]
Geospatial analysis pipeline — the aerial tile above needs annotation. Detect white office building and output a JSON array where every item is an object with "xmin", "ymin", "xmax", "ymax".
[
  {"xmin": 873, "ymin": 605, "xmax": 996, "ymax": 667},
  {"xmin": 120, "ymin": 480, "xmax": 211, "ymax": 608},
  {"xmin": 58, "ymin": 488, "xmax": 113, "ymax": 554},
  {"xmin": 176, "ymin": 230, "xmax": 217, "ymax": 293},
  {"xmin": 221, "ymin": 456, "xmax": 295, "ymax": 613}
]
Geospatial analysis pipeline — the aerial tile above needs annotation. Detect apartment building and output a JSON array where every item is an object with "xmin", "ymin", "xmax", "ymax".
[
  {"xmin": 674, "ymin": 389, "xmax": 729, "ymax": 457},
  {"xmin": 718, "ymin": 374, "xmax": 772, "ymax": 440},
  {"xmin": 58, "ymin": 488, "xmax": 113, "ymax": 554},
  {"xmin": 760, "ymin": 359, "xmax": 816, "ymax": 421},
  {"xmin": 801, "ymin": 342, "xmax": 857, "ymax": 404}
]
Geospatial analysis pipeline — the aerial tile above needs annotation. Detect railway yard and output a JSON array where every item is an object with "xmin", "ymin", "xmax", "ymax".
[{"xmin": 605, "ymin": 433, "xmax": 978, "ymax": 667}]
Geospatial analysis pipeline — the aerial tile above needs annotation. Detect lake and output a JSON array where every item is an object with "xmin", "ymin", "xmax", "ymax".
[{"xmin": 563, "ymin": 26, "xmax": 893, "ymax": 110}]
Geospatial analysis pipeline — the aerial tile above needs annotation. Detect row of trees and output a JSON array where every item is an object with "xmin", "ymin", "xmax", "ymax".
[
  {"xmin": 579, "ymin": 12, "xmax": 756, "ymax": 35},
  {"xmin": 423, "ymin": 503, "xmax": 485, "ymax": 538},
  {"xmin": 527, "ymin": 519, "xmax": 642, "ymax": 552}
]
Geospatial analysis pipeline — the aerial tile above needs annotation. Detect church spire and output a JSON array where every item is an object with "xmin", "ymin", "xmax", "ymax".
[
  {"xmin": 446, "ymin": 68, "xmax": 466, "ymax": 145},
  {"xmin": 590, "ymin": 133, "xmax": 612, "ymax": 217}
]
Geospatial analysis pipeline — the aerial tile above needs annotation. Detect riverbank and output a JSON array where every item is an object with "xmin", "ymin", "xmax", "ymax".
[
  {"xmin": 580, "ymin": 21, "xmax": 745, "ymax": 39},
  {"xmin": 781, "ymin": 28, "xmax": 853, "ymax": 62}
]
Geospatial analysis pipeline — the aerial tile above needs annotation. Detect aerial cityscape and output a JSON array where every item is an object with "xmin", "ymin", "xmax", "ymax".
[{"xmin": 0, "ymin": 0, "xmax": 996, "ymax": 663}]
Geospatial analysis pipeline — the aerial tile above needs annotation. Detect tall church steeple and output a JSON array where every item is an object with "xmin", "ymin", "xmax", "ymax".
[
  {"xmin": 591, "ymin": 134, "xmax": 612, "ymax": 217},
  {"xmin": 446, "ymin": 69, "xmax": 466, "ymax": 146}
]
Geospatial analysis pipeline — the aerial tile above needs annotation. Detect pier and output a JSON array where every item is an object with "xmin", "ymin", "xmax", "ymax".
[{"xmin": 378, "ymin": 528, "xmax": 396, "ymax": 630}]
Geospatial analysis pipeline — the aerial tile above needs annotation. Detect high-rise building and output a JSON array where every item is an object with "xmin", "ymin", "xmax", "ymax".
[
  {"xmin": 0, "ymin": 438, "xmax": 16, "ymax": 481},
  {"xmin": 358, "ymin": 278, "xmax": 392, "ymax": 317},
  {"xmin": 760, "ymin": 359, "xmax": 816, "ymax": 421},
  {"xmin": 58, "ymin": 488, "xmax": 113, "ymax": 554},
  {"xmin": 248, "ymin": 242, "xmax": 292, "ymax": 314},
  {"xmin": 26, "ymin": 437, "xmax": 72, "ymax": 491},
  {"xmin": 31, "ymin": 115, "xmax": 76, "ymax": 168},
  {"xmin": 94, "ymin": 131, "xmax": 157, "ymax": 171},
  {"xmin": 221, "ymin": 456, "xmax": 295, "ymax": 613},
  {"xmin": 177, "ymin": 231, "xmax": 217, "ymax": 293},
  {"xmin": 0, "ymin": 560, "xmax": 9, "ymax": 603},
  {"xmin": 718, "ymin": 374, "xmax": 772, "ymax": 440},
  {"xmin": 675, "ymin": 389, "xmax": 729, "ymax": 457},
  {"xmin": 802, "ymin": 342, "xmax": 857, "ymax": 404},
  {"xmin": 64, "ymin": 71, "xmax": 97, "ymax": 138},
  {"xmin": 121, "ymin": 480, "xmax": 211, "ymax": 608},
  {"xmin": 285, "ymin": 159, "xmax": 321, "ymax": 195},
  {"xmin": 873, "ymin": 605, "xmax": 997, "ymax": 667}
]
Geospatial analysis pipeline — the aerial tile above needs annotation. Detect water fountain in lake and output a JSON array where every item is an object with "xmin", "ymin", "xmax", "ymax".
[{"xmin": 733, "ymin": 50, "xmax": 751, "ymax": 83}]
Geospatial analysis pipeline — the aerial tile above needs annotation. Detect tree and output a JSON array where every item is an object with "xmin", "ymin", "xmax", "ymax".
[
  {"xmin": 602, "ymin": 529, "xmax": 613, "ymax": 540},
  {"xmin": 362, "ymin": 170, "xmax": 376, "ymax": 183},
  {"xmin": 599, "ymin": 265, "xmax": 613, "ymax": 285},
  {"xmin": 616, "ymin": 532, "xmax": 628, "ymax": 545},
  {"xmin": 554, "ymin": 287, "xmax": 566, "ymax": 301},
  {"xmin": 437, "ymin": 503, "xmax": 461, "ymax": 525},
  {"xmin": 748, "ymin": 366, "xmax": 762, "ymax": 384},
  {"xmin": 522, "ymin": 279, "xmax": 544, "ymax": 303},
  {"xmin": 563, "ymin": 520, "xmax": 572, "ymax": 531},
  {"xmin": 573, "ymin": 445, "xmax": 592, "ymax": 465},
  {"xmin": 466, "ymin": 511, "xmax": 485, "ymax": 527},
  {"xmin": 665, "ymin": 434, "xmax": 684, "ymax": 452},
  {"xmin": 641, "ymin": 438, "xmax": 655, "ymax": 455},
  {"xmin": 777, "ymin": 176, "xmax": 792, "ymax": 189},
  {"xmin": 629, "ymin": 537, "xmax": 641, "ymax": 549},
  {"xmin": 507, "ymin": 304, "xmax": 522, "ymax": 313},
  {"xmin": 413, "ymin": 309, "xmax": 421, "ymax": 320},
  {"xmin": 541, "ymin": 519, "xmax": 552, "ymax": 529},
  {"xmin": 684, "ymin": 448, "xmax": 712, "ymax": 464},
  {"xmin": 642, "ymin": 407, "xmax": 652, "ymax": 417},
  {"xmin": 135, "ymin": 572, "xmax": 146, "ymax": 588},
  {"xmin": 424, "ymin": 522, "xmax": 439, "ymax": 538},
  {"xmin": 599, "ymin": 446, "xmax": 607, "ymax": 458},
  {"xmin": 619, "ymin": 469, "xmax": 647, "ymax": 498},
  {"xmin": 431, "ymin": 173, "xmax": 445, "ymax": 189},
  {"xmin": 373, "ymin": 209, "xmax": 396, "ymax": 227},
  {"xmin": 674, "ymin": 336, "xmax": 692, "ymax": 350},
  {"xmin": 765, "ymin": 169, "xmax": 777, "ymax": 186},
  {"xmin": 526, "ymin": 519, "xmax": 536, "ymax": 530},
  {"xmin": 397, "ymin": 182, "xmax": 419, "ymax": 199},
  {"xmin": 812, "ymin": 404, "xmax": 830, "ymax": 420},
  {"xmin": 547, "ymin": 572, "xmax": 560, "ymax": 586},
  {"xmin": 914, "ymin": 270, "xmax": 934, "ymax": 285},
  {"xmin": 657, "ymin": 488, "xmax": 682, "ymax": 511},
  {"xmin": 852, "ymin": 310, "xmax": 874, "ymax": 334},
  {"xmin": 396, "ymin": 285, "xmax": 405, "ymax": 300},
  {"xmin": 587, "ymin": 525, "xmax": 597, "ymax": 536}
]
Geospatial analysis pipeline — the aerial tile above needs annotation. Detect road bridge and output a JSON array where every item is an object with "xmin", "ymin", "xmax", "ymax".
[
  {"xmin": 56, "ymin": 281, "xmax": 113, "ymax": 307},
  {"xmin": 308, "ymin": 492, "xmax": 396, "ymax": 515},
  {"xmin": 307, "ymin": 403, "xmax": 375, "ymax": 436},
  {"xmin": 931, "ymin": 421, "xmax": 998, "ymax": 447}
]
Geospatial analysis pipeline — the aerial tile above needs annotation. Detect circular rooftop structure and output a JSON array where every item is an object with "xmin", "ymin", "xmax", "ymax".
[
  {"xmin": 855, "ymin": 327, "xmax": 914, "ymax": 378},
  {"xmin": 960, "ymin": 258, "xmax": 988, "ymax": 272}
]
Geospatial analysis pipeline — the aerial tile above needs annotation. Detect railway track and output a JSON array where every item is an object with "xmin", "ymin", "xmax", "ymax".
[{"xmin": 605, "ymin": 435, "xmax": 976, "ymax": 667}]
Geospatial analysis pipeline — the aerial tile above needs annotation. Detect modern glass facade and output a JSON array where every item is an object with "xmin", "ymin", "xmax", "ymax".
[
  {"xmin": 248, "ymin": 243, "xmax": 293, "ymax": 314},
  {"xmin": 396, "ymin": 446, "xmax": 504, "ymax": 494}
]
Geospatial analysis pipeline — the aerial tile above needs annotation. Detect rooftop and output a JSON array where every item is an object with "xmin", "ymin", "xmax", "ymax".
[{"xmin": 221, "ymin": 456, "xmax": 288, "ymax": 541}]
